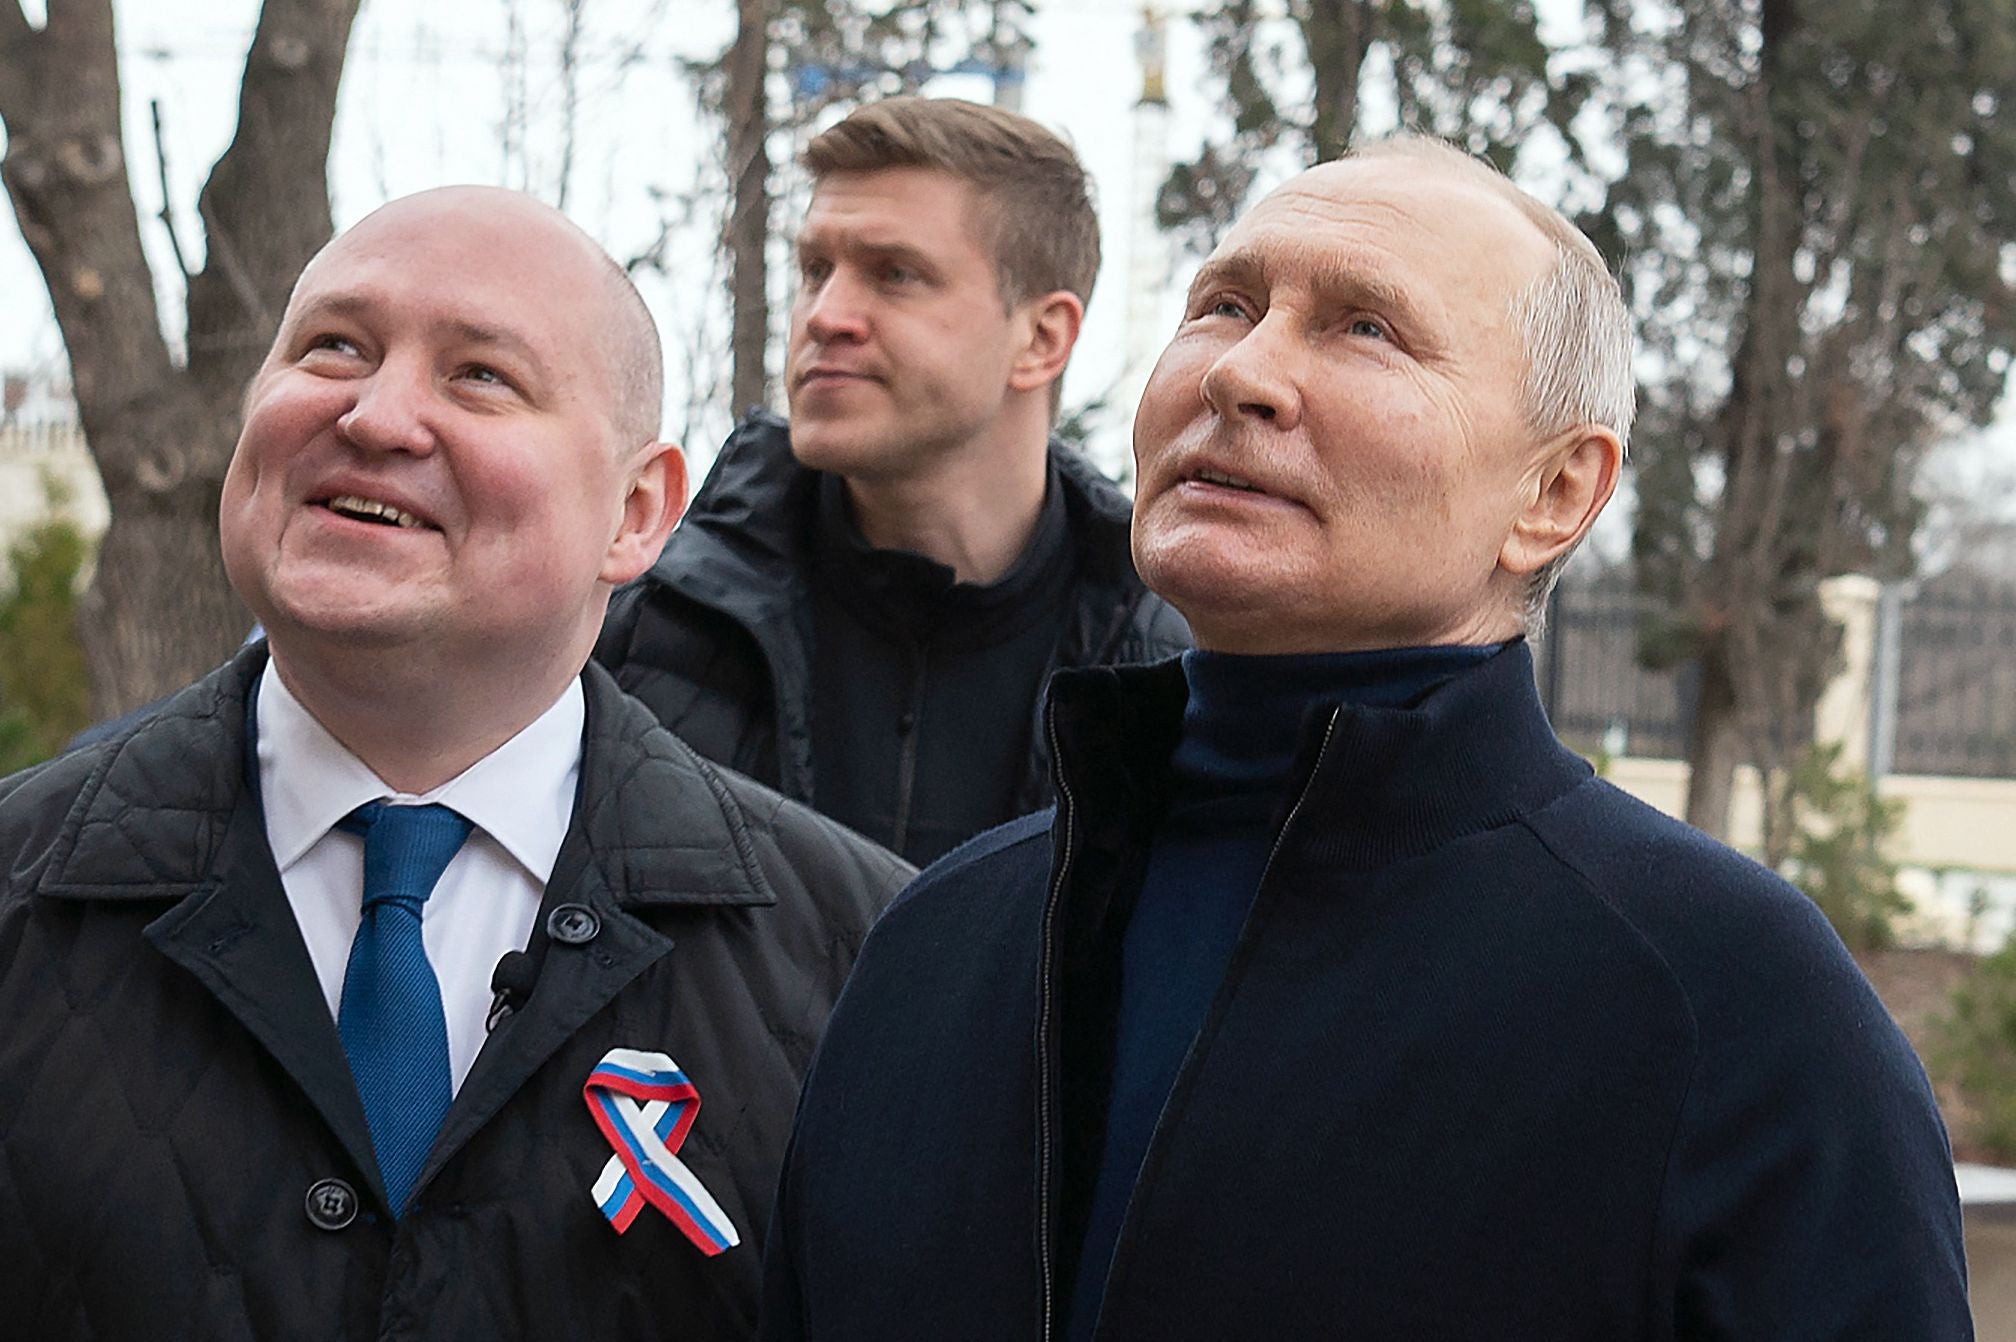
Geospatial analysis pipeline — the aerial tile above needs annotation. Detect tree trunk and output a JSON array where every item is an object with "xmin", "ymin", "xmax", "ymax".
[
  {"xmin": 725, "ymin": 0, "xmax": 772, "ymax": 418},
  {"xmin": 1680, "ymin": 0, "xmax": 1808, "ymax": 843},
  {"xmin": 0, "ymin": 0, "xmax": 360, "ymax": 717},
  {"xmin": 1303, "ymin": 0, "xmax": 1374, "ymax": 161},
  {"xmin": 1682, "ymin": 637, "xmax": 1744, "ymax": 839}
]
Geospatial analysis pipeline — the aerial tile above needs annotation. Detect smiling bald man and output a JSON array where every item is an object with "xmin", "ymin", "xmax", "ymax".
[{"xmin": 0, "ymin": 186, "xmax": 910, "ymax": 1342}]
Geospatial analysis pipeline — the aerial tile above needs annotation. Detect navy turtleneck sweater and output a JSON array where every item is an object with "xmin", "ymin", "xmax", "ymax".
[{"xmin": 1061, "ymin": 642, "xmax": 1502, "ymax": 1342}]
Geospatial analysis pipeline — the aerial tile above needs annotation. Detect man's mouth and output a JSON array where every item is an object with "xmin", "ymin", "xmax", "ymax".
[
  {"xmin": 1192, "ymin": 467, "xmax": 1265, "ymax": 493},
  {"xmin": 798, "ymin": 365, "xmax": 876, "ymax": 387},
  {"xmin": 322, "ymin": 494, "xmax": 431, "ymax": 530}
]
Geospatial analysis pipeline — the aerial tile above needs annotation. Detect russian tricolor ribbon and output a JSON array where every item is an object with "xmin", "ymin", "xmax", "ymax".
[{"xmin": 584, "ymin": 1048, "xmax": 740, "ymax": 1254}]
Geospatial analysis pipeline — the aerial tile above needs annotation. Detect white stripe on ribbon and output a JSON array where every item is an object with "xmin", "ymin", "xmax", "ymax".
[{"xmin": 584, "ymin": 1048, "xmax": 741, "ymax": 1253}]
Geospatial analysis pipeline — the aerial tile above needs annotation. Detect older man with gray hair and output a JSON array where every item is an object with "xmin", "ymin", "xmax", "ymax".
[{"xmin": 759, "ymin": 137, "xmax": 1968, "ymax": 1340}]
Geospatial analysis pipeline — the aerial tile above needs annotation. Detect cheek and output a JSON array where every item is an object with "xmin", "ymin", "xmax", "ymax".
[
  {"xmin": 1309, "ymin": 383, "xmax": 1459, "ymax": 503},
  {"xmin": 233, "ymin": 382, "xmax": 344, "ymax": 485},
  {"xmin": 1133, "ymin": 345, "xmax": 1211, "ymax": 470},
  {"xmin": 499, "ymin": 450, "xmax": 624, "ymax": 549}
]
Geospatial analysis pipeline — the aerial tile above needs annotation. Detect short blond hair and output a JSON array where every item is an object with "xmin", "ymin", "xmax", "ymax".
[{"xmin": 804, "ymin": 96, "xmax": 1101, "ymax": 313}]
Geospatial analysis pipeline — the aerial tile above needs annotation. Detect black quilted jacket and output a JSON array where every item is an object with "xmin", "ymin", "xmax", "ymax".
[
  {"xmin": 0, "ymin": 646, "xmax": 912, "ymax": 1341},
  {"xmin": 594, "ymin": 411, "xmax": 1191, "ymax": 814}
]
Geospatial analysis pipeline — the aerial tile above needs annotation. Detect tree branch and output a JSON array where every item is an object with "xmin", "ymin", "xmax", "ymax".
[
  {"xmin": 148, "ymin": 99, "xmax": 196, "ymax": 285},
  {"xmin": 183, "ymin": 0, "xmax": 362, "ymax": 387},
  {"xmin": 0, "ymin": 0, "xmax": 178, "ymax": 449},
  {"xmin": 0, "ymin": 1, "xmax": 39, "ymax": 125}
]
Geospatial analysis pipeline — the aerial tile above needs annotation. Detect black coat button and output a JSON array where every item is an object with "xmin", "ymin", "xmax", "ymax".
[
  {"xmin": 305, "ymin": 1178, "xmax": 358, "ymax": 1231},
  {"xmin": 548, "ymin": 903, "xmax": 601, "ymax": 945}
]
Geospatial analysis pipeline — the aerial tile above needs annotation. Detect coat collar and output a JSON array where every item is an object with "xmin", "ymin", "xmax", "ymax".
[
  {"xmin": 31, "ymin": 646, "xmax": 778, "ymax": 910},
  {"xmin": 1046, "ymin": 639, "xmax": 1592, "ymax": 872}
]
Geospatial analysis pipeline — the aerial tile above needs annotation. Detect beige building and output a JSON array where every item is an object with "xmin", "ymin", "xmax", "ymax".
[{"xmin": 0, "ymin": 415, "xmax": 107, "ymax": 576}]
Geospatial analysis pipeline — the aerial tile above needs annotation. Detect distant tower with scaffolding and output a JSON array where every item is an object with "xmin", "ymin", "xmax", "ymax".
[{"xmin": 1089, "ymin": 4, "xmax": 1175, "ymax": 488}]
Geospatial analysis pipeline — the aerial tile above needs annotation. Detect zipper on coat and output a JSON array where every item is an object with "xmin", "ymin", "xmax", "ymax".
[
  {"xmin": 1067, "ymin": 705, "xmax": 1344, "ymax": 1342},
  {"xmin": 891, "ymin": 641, "xmax": 928, "ymax": 857},
  {"xmin": 1250, "ymin": 706, "xmax": 1342, "ymax": 926},
  {"xmin": 1035, "ymin": 698, "xmax": 1079, "ymax": 1342}
]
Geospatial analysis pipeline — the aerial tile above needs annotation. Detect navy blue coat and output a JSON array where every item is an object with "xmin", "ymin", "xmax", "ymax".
[{"xmin": 762, "ymin": 643, "xmax": 1969, "ymax": 1340}]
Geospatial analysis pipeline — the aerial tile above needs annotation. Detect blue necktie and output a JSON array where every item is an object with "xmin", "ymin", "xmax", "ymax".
[{"xmin": 336, "ymin": 801, "xmax": 472, "ymax": 1215}]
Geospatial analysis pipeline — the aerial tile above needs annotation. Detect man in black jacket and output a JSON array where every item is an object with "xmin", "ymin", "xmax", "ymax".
[
  {"xmin": 598, "ymin": 97, "xmax": 1188, "ymax": 866},
  {"xmin": 761, "ymin": 138, "xmax": 1970, "ymax": 1339},
  {"xmin": 0, "ymin": 187, "xmax": 910, "ymax": 1341}
]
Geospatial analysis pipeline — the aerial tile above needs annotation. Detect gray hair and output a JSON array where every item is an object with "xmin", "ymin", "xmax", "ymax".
[
  {"xmin": 1353, "ymin": 135, "xmax": 1635, "ymax": 637},
  {"xmin": 1507, "ymin": 243, "xmax": 1635, "ymax": 637}
]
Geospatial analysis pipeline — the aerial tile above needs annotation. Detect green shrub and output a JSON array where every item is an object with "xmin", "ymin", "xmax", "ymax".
[
  {"xmin": 1937, "ymin": 946, "xmax": 2016, "ymax": 1159},
  {"xmin": 1775, "ymin": 742, "xmax": 1909, "ymax": 952},
  {"xmin": 0, "ymin": 504, "xmax": 91, "ymax": 775}
]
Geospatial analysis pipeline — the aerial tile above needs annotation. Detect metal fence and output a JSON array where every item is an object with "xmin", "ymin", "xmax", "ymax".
[
  {"xmin": 1537, "ymin": 572, "xmax": 2016, "ymax": 780},
  {"xmin": 1536, "ymin": 578, "xmax": 1692, "ymax": 762},
  {"xmin": 1890, "ymin": 576, "xmax": 2016, "ymax": 778}
]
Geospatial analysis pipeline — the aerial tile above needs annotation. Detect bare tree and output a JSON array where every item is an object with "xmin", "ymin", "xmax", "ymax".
[{"xmin": 0, "ymin": 0, "xmax": 361, "ymax": 717}]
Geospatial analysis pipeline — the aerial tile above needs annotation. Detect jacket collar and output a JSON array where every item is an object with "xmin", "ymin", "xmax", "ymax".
[
  {"xmin": 1046, "ymin": 640, "xmax": 1591, "ymax": 872},
  {"xmin": 647, "ymin": 410, "xmax": 815, "ymax": 622},
  {"xmin": 32, "ymin": 646, "xmax": 777, "ymax": 910}
]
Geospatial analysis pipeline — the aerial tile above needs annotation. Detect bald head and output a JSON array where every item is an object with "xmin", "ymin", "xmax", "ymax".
[{"xmin": 295, "ymin": 186, "xmax": 663, "ymax": 455}]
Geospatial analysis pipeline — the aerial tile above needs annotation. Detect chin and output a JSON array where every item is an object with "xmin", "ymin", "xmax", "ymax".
[
  {"xmin": 786, "ymin": 422, "xmax": 879, "ymax": 476},
  {"xmin": 255, "ymin": 576, "xmax": 434, "ymax": 650},
  {"xmin": 1138, "ymin": 545, "xmax": 1276, "ymax": 631}
]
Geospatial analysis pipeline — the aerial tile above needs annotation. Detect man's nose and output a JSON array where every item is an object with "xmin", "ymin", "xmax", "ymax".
[
  {"xmin": 1198, "ymin": 316, "xmax": 1302, "ymax": 431},
  {"xmin": 800, "ymin": 271, "xmax": 870, "ymax": 344},
  {"xmin": 335, "ymin": 362, "xmax": 437, "ymax": 455}
]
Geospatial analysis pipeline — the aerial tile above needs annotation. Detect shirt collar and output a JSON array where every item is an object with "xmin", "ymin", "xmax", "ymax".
[{"xmin": 256, "ymin": 667, "xmax": 583, "ymax": 884}]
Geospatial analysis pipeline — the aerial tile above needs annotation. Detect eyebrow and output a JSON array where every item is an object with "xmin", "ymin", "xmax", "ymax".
[
  {"xmin": 287, "ymin": 292, "xmax": 554, "ymax": 381},
  {"xmin": 795, "ymin": 227, "xmax": 939, "ymax": 268},
  {"xmin": 1190, "ymin": 251, "xmax": 1427, "ymax": 332}
]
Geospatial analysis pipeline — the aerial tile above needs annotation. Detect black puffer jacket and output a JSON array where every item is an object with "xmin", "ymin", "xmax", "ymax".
[
  {"xmin": 0, "ymin": 647, "xmax": 912, "ymax": 1342},
  {"xmin": 595, "ymin": 411, "xmax": 1191, "ymax": 815}
]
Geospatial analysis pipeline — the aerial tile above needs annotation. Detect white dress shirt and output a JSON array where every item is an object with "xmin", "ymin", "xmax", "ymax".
[{"xmin": 256, "ymin": 665, "xmax": 582, "ymax": 1092}]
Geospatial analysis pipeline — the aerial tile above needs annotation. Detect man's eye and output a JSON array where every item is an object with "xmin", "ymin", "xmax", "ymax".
[
  {"xmin": 459, "ymin": 364, "xmax": 509, "ymax": 387},
  {"xmin": 1346, "ymin": 316, "xmax": 1390, "ymax": 341},
  {"xmin": 800, "ymin": 257, "xmax": 833, "ymax": 284},
  {"xmin": 879, "ymin": 263, "xmax": 918, "ymax": 286},
  {"xmin": 305, "ymin": 334, "xmax": 361, "ymax": 357}
]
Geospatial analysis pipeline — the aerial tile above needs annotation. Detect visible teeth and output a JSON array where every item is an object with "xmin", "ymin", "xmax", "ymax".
[
  {"xmin": 1196, "ymin": 468, "xmax": 1260, "ymax": 492},
  {"xmin": 327, "ymin": 494, "xmax": 425, "ymax": 529}
]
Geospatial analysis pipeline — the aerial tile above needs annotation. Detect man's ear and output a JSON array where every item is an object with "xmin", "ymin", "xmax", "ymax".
[
  {"xmin": 602, "ymin": 442, "xmax": 688, "ymax": 586},
  {"xmin": 1006, "ymin": 290, "xmax": 1084, "ymax": 395},
  {"xmin": 1499, "ymin": 425, "xmax": 1622, "ymax": 577}
]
